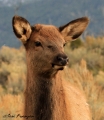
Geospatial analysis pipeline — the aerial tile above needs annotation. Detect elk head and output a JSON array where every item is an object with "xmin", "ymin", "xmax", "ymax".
[{"xmin": 12, "ymin": 16, "xmax": 89, "ymax": 77}]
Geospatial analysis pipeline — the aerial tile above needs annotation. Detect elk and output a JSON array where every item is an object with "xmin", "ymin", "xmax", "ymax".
[{"xmin": 12, "ymin": 15, "xmax": 91, "ymax": 120}]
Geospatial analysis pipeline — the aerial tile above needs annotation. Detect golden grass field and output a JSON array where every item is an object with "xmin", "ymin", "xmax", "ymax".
[{"xmin": 0, "ymin": 36, "xmax": 104, "ymax": 120}]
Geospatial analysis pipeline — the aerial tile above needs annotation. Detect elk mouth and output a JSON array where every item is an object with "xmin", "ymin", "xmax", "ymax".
[{"xmin": 52, "ymin": 63, "xmax": 65, "ymax": 70}]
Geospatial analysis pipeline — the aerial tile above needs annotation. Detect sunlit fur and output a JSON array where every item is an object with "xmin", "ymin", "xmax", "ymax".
[{"xmin": 12, "ymin": 15, "xmax": 91, "ymax": 120}]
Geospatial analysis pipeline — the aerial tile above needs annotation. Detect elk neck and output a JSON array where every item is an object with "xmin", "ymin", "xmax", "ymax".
[{"xmin": 24, "ymin": 59, "xmax": 67, "ymax": 120}]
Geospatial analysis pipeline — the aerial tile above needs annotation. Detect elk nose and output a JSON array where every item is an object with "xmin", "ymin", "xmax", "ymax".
[{"xmin": 57, "ymin": 54, "xmax": 69, "ymax": 66}]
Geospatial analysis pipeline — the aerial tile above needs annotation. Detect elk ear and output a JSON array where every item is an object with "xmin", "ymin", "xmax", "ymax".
[
  {"xmin": 59, "ymin": 17, "xmax": 89, "ymax": 41},
  {"xmin": 12, "ymin": 15, "xmax": 32, "ymax": 44}
]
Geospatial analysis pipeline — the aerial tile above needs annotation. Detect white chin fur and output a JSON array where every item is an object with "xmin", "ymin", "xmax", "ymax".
[{"xmin": 53, "ymin": 65, "xmax": 65, "ymax": 70}]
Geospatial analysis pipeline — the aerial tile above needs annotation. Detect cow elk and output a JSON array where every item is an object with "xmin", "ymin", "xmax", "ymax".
[{"xmin": 12, "ymin": 15, "xmax": 91, "ymax": 120}]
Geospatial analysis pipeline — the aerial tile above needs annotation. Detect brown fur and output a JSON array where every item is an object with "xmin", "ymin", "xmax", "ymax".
[{"xmin": 12, "ymin": 15, "xmax": 91, "ymax": 120}]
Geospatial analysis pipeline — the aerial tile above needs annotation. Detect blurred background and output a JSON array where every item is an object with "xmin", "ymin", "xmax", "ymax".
[{"xmin": 0, "ymin": 0, "xmax": 104, "ymax": 120}]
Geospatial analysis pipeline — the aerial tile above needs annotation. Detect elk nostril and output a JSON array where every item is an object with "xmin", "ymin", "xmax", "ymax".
[
  {"xmin": 57, "ymin": 56, "xmax": 63, "ymax": 61},
  {"xmin": 57, "ymin": 55, "xmax": 68, "ymax": 61}
]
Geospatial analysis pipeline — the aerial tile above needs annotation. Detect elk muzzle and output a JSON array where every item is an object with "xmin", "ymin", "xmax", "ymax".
[{"xmin": 52, "ymin": 54, "xmax": 69, "ymax": 70}]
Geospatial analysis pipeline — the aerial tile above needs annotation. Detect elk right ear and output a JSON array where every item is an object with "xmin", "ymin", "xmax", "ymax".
[{"xmin": 12, "ymin": 16, "xmax": 32, "ymax": 44}]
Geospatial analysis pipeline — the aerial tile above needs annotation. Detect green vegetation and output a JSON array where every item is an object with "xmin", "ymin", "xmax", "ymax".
[
  {"xmin": 0, "ymin": 36, "xmax": 104, "ymax": 119},
  {"xmin": 0, "ymin": 46, "xmax": 26, "ymax": 94}
]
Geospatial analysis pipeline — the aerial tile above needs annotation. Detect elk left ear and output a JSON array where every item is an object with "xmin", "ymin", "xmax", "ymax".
[{"xmin": 59, "ymin": 17, "xmax": 89, "ymax": 41}]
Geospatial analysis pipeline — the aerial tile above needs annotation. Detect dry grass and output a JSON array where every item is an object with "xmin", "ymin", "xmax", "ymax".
[
  {"xmin": 0, "ymin": 94, "xmax": 24, "ymax": 120},
  {"xmin": 62, "ymin": 60, "xmax": 104, "ymax": 120}
]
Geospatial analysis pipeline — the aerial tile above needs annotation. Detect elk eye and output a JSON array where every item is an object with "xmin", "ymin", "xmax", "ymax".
[
  {"xmin": 63, "ymin": 43, "xmax": 66, "ymax": 47},
  {"xmin": 34, "ymin": 41, "xmax": 41, "ymax": 47},
  {"xmin": 48, "ymin": 45, "xmax": 53, "ymax": 48}
]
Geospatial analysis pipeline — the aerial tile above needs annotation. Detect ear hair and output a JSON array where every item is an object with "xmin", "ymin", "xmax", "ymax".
[
  {"xmin": 59, "ymin": 17, "xmax": 89, "ymax": 41},
  {"xmin": 12, "ymin": 15, "xmax": 32, "ymax": 44}
]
